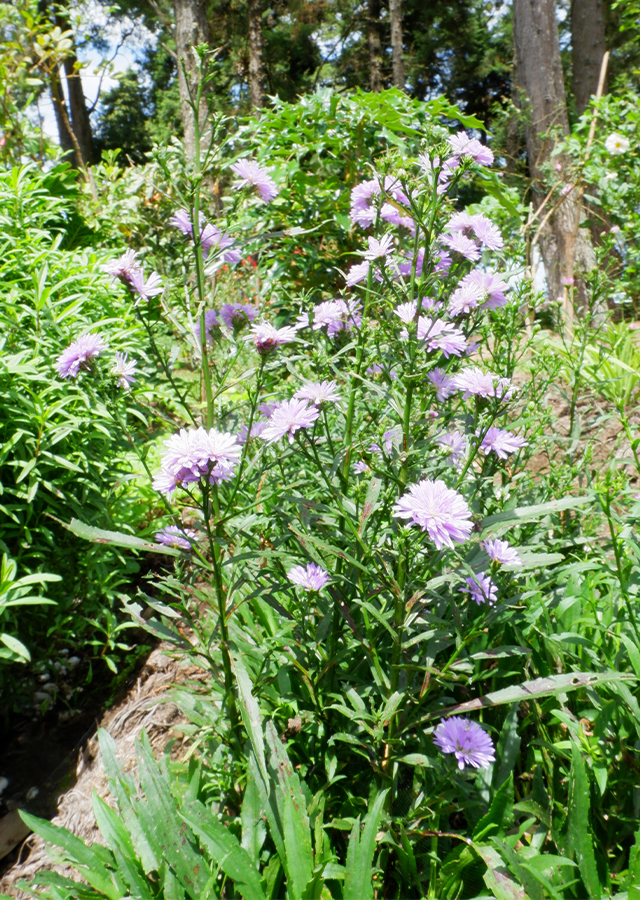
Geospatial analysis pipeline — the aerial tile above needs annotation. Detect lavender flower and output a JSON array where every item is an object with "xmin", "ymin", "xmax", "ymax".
[
  {"xmin": 287, "ymin": 562, "xmax": 330, "ymax": 591},
  {"xmin": 483, "ymin": 538, "xmax": 521, "ymax": 566},
  {"xmin": 417, "ymin": 317, "xmax": 467, "ymax": 358},
  {"xmin": 261, "ymin": 398, "xmax": 320, "ymax": 444},
  {"xmin": 230, "ymin": 159, "xmax": 279, "ymax": 202},
  {"xmin": 447, "ymin": 132, "xmax": 495, "ymax": 167},
  {"xmin": 478, "ymin": 427, "xmax": 527, "ymax": 459},
  {"xmin": 426, "ymin": 367, "xmax": 456, "ymax": 401},
  {"xmin": 370, "ymin": 426, "xmax": 402, "ymax": 456},
  {"xmin": 56, "ymin": 333, "xmax": 107, "ymax": 379},
  {"xmin": 436, "ymin": 431, "xmax": 467, "ymax": 468},
  {"xmin": 345, "ymin": 260, "xmax": 370, "ymax": 286},
  {"xmin": 169, "ymin": 209, "xmax": 239, "ymax": 262},
  {"xmin": 353, "ymin": 460, "xmax": 371, "ymax": 474},
  {"xmin": 453, "ymin": 368, "xmax": 514, "ymax": 400},
  {"xmin": 237, "ymin": 420, "xmax": 266, "ymax": 444},
  {"xmin": 294, "ymin": 381, "xmax": 340, "ymax": 405},
  {"xmin": 155, "ymin": 525, "xmax": 197, "ymax": 550},
  {"xmin": 349, "ymin": 176, "xmax": 409, "ymax": 228},
  {"xmin": 460, "ymin": 270, "xmax": 509, "ymax": 310},
  {"xmin": 248, "ymin": 322, "xmax": 298, "ymax": 354},
  {"xmin": 363, "ymin": 234, "xmax": 394, "ymax": 260},
  {"xmin": 101, "ymin": 249, "xmax": 139, "ymax": 280},
  {"xmin": 443, "ymin": 232, "xmax": 481, "ymax": 262},
  {"xmin": 128, "ymin": 269, "xmax": 163, "ymax": 303},
  {"xmin": 101, "ymin": 250, "xmax": 162, "ymax": 305},
  {"xmin": 445, "ymin": 212, "xmax": 503, "ymax": 251},
  {"xmin": 302, "ymin": 299, "xmax": 362, "ymax": 335},
  {"xmin": 392, "ymin": 479, "xmax": 473, "ymax": 550},
  {"xmin": 111, "ymin": 351, "xmax": 137, "ymax": 389},
  {"xmin": 448, "ymin": 282, "xmax": 484, "ymax": 317},
  {"xmin": 460, "ymin": 571, "xmax": 498, "ymax": 605},
  {"xmin": 220, "ymin": 302, "xmax": 257, "ymax": 332},
  {"xmin": 194, "ymin": 310, "xmax": 221, "ymax": 344},
  {"xmin": 152, "ymin": 428, "xmax": 241, "ymax": 497},
  {"xmin": 433, "ymin": 717, "xmax": 496, "ymax": 770}
]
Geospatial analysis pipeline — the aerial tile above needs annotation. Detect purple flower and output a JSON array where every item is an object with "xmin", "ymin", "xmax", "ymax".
[
  {"xmin": 443, "ymin": 232, "xmax": 481, "ymax": 262},
  {"xmin": 370, "ymin": 426, "xmax": 402, "ymax": 456},
  {"xmin": 417, "ymin": 317, "xmax": 467, "ymax": 358},
  {"xmin": 426, "ymin": 367, "xmax": 456, "ymax": 401},
  {"xmin": 237, "ymin": 420, "xmax": 266, "ymax": 444},
  {"xmin": 471, "ymin": 216, "xmax": 503, "ymax": 251},
  {"xmin": 363, "ymin": 234, "xmax": 394, "ymax": 260},
  {"xmin": 194, "ymin": 310, "xmax": 221, "ymax": 344},
  {"xmin": 168, "ymin": 209, "xmax": 193, "ymax": 234},
  {"xmin": 128, "ymin": 269, "xmax": 163, "ymax": 304},
  {"xmin": 478, "ymin": 427, "xmax": 527, "ymax": 459},
  {"xmin": 261, "ymin": 398, "xmax": 320, "ymax": 444},
  {"xmin": 111, "ymin": 351, "xmax": 137, "ymax": 389},
  {"xmin": 483, "ymin": 538, "xmax": 521, "ymax": 566},
  {"xmin": 170, "ymin": 209, "xmax": 239, "ymax": 262},
  {"xmin": 248, "ymin": 322, "xmax": 298, "ymax": 354},
  {"xmin": 230, "ymin": 159, "xmax": 279, "ymax": 202},
  {"xmin": 436, "ymin": 431, "xmax": 467, "ymax": 467},
  {"xmin": 392, "ymin": 479, "xmax": 473, "ymax": 549},
  {"xmin": 397, "ymin": 247, "xmax": 426, "ymax": 278},
  {"xmin": 349, "ymin": 176, "xmax": 409, "ymax": 228},
  {"xmin": 101, "ymin": 249, "xmax": 139, "ymax": 280},
  {"xmin": 447, "ymin": 132, "xmax": 494, "ymax": 167},
  {"xmin": 287, "ymin": 562, "xmax": 330, "ymax": 591},
  {"xmin": 345, "ymin": 260, "xmax": 370, "ymax": 286},
  {"xmin": 433, "ymin": 717, "xmax": 496, "ymax": 770},
  {"xmin": 354, "ymin": 460, "xmax": 371, "ymax": 474},
  {"xmin": 453, "ymin": 368, "xmax": 514, "ymax": 400},
  {"xmin": 459, "ymin": 270, "xmax": 509, "ymax": 311},
  {"xmin": 152, "ymin": 428, "xmax": 241, "ymax": 497},
  {"xmin": 448, "ymin": 282, "xmax": 484, "ymax": 317},
  {"xmin": 380, "ymin": 202, "xmax": 415, "ymax": 232},
  {"xmin": 220, "ymin": 303, "xmax": 257, "ymax": 332},
  {"xmin": 56, "ymin": 333, "xmax": 107, "ymax": 379},
  {"xmin": 460, "ymin": 571, "xmax": 498, "ymax": 605},
  {"xmin": 294, "ymin": 381, "xmax": 340, "ymax": 405},
  {"xmin": 302, "ymin": 299, "xmax": 363, "ymax": 336},
  {"xmin": 155, "ymin": 525, "xmax": 197, "ymax": 550}
]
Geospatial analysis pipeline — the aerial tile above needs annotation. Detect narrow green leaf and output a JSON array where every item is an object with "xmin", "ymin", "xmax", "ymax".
[
  {"xmin": 568, "ymin": 742, "xmax": 601, "ymax": 899},
  {"xmin": 343, "ymin": 790, "xmax": 387, "ymax": 900},
  {"xmin": 481, "ymin": 495, "xmax": 593, "ymax": 534},
  {"xmin": 230, "ymin": 648, "xmax": 269, "ymax": 786},
  {"xmin": 473, "ymin": 775, "xmax": 513, "ymax": 842},
  {"xmin": 471, "ymin": 842, "xmax": 526, "ymax": 900},
  {"xmin": 67, "ymin": 518, "xmax": 180, "ymax": 556}
]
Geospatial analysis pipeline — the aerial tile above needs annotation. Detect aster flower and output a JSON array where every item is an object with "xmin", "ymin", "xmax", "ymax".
[
  {"xmin": 443, "ymin": 232, "xmax": 481, "ymax": 262},
  {"xmin": 328, "ymin": 299, "xmax": 363, "ymax": 336},
  {"xmin": 433, "ymin": 717, "xmax": 496, "ymax": 770},
  {"xmin": 56, "ymin": 333, "xmax": 107, "ymax": 379},
  {"xmin": 471, "ymin": 216, "xmax": 504, "ymax": 251},
  {"xmin": 101, "ymin": 249, "xmax": 139, "ymax": 280},
  {"xmin": 220, "ymin": 302, "xmax": 257, "ymax": 332},
  {"xmin": 397, "ymin": 247, "xmax": 426, "ymax": 278},
  {"xmin": 460, "ymin": 270, "xmax": 509, "ymax": 310},
  {"xmin": 395, "ymin": 300, "xmax": 420, "ymax": 324},
  {"xmin": 370, "ymin": 426, "xmax": 402, "ymax": 456},
  {"xmin": 392, "ymin": 478, "xmax": 473, "ymax": 549},
  {"xmin": 248, "ymin": 322, "xmax": 298, "ymax": 354},
  {"xmin": 483, "ymin": 538, "xmax": 521, "ymax": 566},
  {"xmin": 230, "ymin": 159, "xmax": 279, "ymax": 202},
  {"xmin": 426, "ymin": 367, "xmax": 456, "ymax": 401},
  {"xmin": 448, "ymin": 282, "xmax": 484, "ymax": 317},
  {"xmin": 436, "ymin": 431, "xmax": 467, "ymax": 468},
  {"xmin": 294, "ymin": 381, "xmax": 340, "ymax": 405},
  {"xmin": 478, "ymin": 427, "xmax": 527, "ymax": 459},
  {"xmin": 155, "ymin": 525, "xmax": 197, "ymax": 550},
  {"xmin": 417, "ymin": 317, "xmax": 467, "ymax": 358},
  {"xmin": 345, "ymin": 260, "xmax": 370, "ymax": 286},
  {"xmin": 349, "ymin": 176, "xmax": 409, "ymax": 228},
  {"xmin": 460, "ymin": 571, "xmax": 498, "ymax": 605},
  {"xmin": 380, "ymin": 202, "xmax": 415, "ymax": 232},
  {"xmin": 447, "ymin": 132, "xmax": 495, "ymax": 167},
  {"xmin": 152, "ymin": 427, "xmax": 241, "ymax": 497},
  {"xmin": 168, "ymin": 209, "xmax": 193, "ymax": 235},
  {"xmin": 453, "ymin": 368, "xmax": 514, "ymax": 400},
  {"xmin": 237, "ymin": 420, "xmax": 267, "ymax": 444},
  {"xmin": 287, "ymin": 562, "xmax": 330, "ymax": 591},
  {"xmin": 363, "ymin": 234, "xmax": 394, "ymax": 260},
  {"xmin": 354, "ymin": 460, "xmax": 371, "ymax": 474},
  {"xmin": 128, "ymin": 269, "xmax": 163, "ymax": 304},
  {"xmin": 111, "ymin": 351, "xmax": 137, "ymax": 389},
  {"xmin": 194, "ymin": 309, "xmax": 221, "ymax": 344},
  {"xmin": 261, "ymin": 398, "xmax": 320, "ymax": 444}
]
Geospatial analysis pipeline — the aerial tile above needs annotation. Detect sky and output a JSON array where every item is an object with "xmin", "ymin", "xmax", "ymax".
[{"xmin": 34, "ymin": 1, "xmax": 154, "ymax": 142}]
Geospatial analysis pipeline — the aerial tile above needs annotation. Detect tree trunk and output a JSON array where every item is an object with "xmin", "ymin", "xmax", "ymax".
[
  {"xmin": 173, "ymin": 0, "xmax": 211, "ymax": 158},
  {"xmin": 571, "ymin": 0, "xmax": 607, "ymax": 116},
  {"xmin": 513, "ymin": 0, "xmax": 596, "ymax": 324},
  {"xmin": 248, "ymin": 0, "xmax": 265, "ymax": 110},
  {"xmin": 49, "ymin": 67, "xmax": 76, "ymax": 162},
  {"xmin": 61, "ymin": 57, "xmax": 94, "ymax": 165},
  {"xmin": 388, "ymin": 0, "xmax": 404, "ymax": 89},
  {"xmin": 368, "ymin": 0, "xmax": 383, "ymax": 92}
]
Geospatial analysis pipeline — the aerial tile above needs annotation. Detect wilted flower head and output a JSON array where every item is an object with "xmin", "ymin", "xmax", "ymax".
[
  {"xmin": 605, "ymin": 133, "xmax": 630, "ymax": 155},
  {"xmin": 478, "ymin": 427, "xmax": 527, "ymax": 459},
  {"xmin": 155, "ymin": 525, "xmax": 197, "ymax": 550},
  {"xmin": 392, "ymin": 478, "xmax": 473, "ymax": 549},
  {"xmin": 447, "ymin": 131, "xmax": 495, "ymax": 167},
  {"xmin": 287, "ymin": 562, "xmax": 330, "ymax": 591},
  {"xmin": 460, "ymin": 571, "xmax": 497, "ymax": 605},
  {"xmin": 56, "ymin": 333, "xmax": 107, "ymax": 379},
  {"xmin": 483, "ymin": 538, "xmax": 521, "ymax": 566},
  {"xmin": 220, "ymin": 302, "xmax": 257, "ymax": 332},
  {"xmin": 230, "ymin": 159, "xmax": 279, "ymax": 202},
  {"xmin": 294, "ymin": 381, "xmax": 340, "ymax": 405},
  {"xmin": 248, "ymin": 322, "xmax": 298, "ymax": 354},
  {"xmin": 433, "ymin": 717, "xmax": 496, "ymax": 770},
  {"xmin": 261, "ymin": 398, "xmax": 319, "ymax": 444},
  {"xmin": 152, "ymin": 428, "xmax": 241, "ymax": 497},
  {"xmin": 111, "ymin": 351, "xmax": 137, "ymax": 389}
]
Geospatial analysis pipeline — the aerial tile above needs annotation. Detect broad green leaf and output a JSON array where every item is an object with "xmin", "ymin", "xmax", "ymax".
[
  {"xmin": 67, "ymin": 518, "xmax": 180, "ymax": 556},
  {"xmin": 568, "ymin": 742, "xmax": 601, "ymax": 899},
  {"xmin": 181, "ymin": 799, "xmax": 266, "ymax": 900},
  {"xmin": 0, "ymin": 633, "xmax": 30, "ymax": 661},
  {"xmin": 343, "ymin": 790, "xmax": 387, "ymax": 900},
  {"xmin": 241, "ymin": 768, "xmax": 267, "ymax": 869},
  {"xmin": 91, "ymin": 792, "xmax": 155, "ymax": 899}
]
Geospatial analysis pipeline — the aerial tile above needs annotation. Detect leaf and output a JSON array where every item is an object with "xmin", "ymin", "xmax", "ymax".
[
  {"xmin": 0, "ymin": 633, "xmax": 30, "ymax": 661},
  {"xmin": 427, "ymin": 671, "xmax": 635, "ymax": 720},
  {"xmin": 473, "ymin": 774, "xmax": 513, "ymax": 842},
  {"xmin": 91, "ymin": 792, "xmax": 155, "ymax": 899},
  {"xmin": 568, "ymin": 742, "xmax": 602, "ymax": 899},
  {"xmin": 359, "ymin": 477, "xmax": 381, "ymax": 535},
  {"xmin": 241, "ymin": 768, "xmax": 266, "ymax": 869},
  {"xmin": 343, "ymin": 790, "xmax": 387, "ymax": 900},
  {"xmin": 481, "ymin": 495, "xmax": 593, "ymax": 534},
  {"xmin": 230, "ymin": 648, "xmax": 269, "ymax": 786},
  {"xmin": 181, "ymin": 799, "xmax": 266, "ymax": 900},
  {"xmin": 471, "ymin": 842, "xmax": 526, "ymax": 900},
  {"xmin": 67, "ymin": 518, "xmax": 180, "ymax": 556}
]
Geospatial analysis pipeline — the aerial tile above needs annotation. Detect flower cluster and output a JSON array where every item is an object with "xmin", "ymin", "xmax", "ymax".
[
  {"xmin": 297, "ymin": 298, "xmax": 362, "ymax": 336},
  {"xmin": 152, "ymin": 428, "xmax": 241, "ymax": 497}
]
